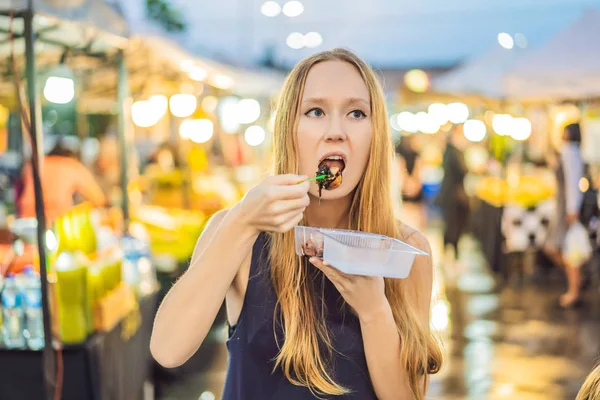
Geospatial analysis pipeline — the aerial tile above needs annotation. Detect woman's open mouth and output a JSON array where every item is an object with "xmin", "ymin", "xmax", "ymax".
[{"xmin": 316, "ymin": 155, "xmax": 345, "ymax": 198}]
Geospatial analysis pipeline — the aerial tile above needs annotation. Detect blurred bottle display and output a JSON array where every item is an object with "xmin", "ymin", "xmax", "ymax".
[
  {"xmin": 54, "ymin": 252, "xmax": 88, "ymax": 344},
  {"xmin": 2, "ymin": 275, "xmax": 25, "ymax": 349},
  {"xmin": 22, "ymin": 267, "xmax": 44, "ymax": 350},
  {"xmin": 54, "ymin": 206, "xmax": 97, "ymax": 256},
  {"xmin": 0, "ymin": 202, "xmax": 158, "ymax": 349}
]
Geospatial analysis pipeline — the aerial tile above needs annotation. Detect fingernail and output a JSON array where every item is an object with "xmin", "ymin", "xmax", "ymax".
[{"xmin": 309, "ymin": 257, "xmax": 317, "ymax": 264}]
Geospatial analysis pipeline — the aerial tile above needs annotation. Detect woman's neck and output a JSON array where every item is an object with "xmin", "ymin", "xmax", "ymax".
[{"xmin": 304, "ymin": 194, "xmax": 352, "ymax": 229}]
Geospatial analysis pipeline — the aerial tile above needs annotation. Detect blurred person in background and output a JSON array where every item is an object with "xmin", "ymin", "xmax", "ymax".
[
  {"xmin": 18, "ymin": 136, "xmax": 106, "ymax": 222},
  {"xmin": 151, "ymin": 49, "xmax": 442, "ymax": 400},
  {"xmin": 545, "ymin": 123, "xmax": 585, "ymax": 308},
  {"xmin": 437, "ymin": 124, "xmax": 469, "ymax": 266},
  {"xmin": 396, "ymin": 135, "xmax": 425, "ymax": 230}
]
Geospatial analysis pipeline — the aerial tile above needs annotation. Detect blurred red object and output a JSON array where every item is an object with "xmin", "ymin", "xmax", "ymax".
[
  {"xmin": 0, "ymin": 228, "xmax": 14, "ymax": 244},
  {"xmin": 0, "ymin": 243, "xmax": 37, "ymax": 276}
]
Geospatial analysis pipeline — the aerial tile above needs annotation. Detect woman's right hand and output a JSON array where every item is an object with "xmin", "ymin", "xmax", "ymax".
[{"xmin": 236, "ymin": 174, "xmax": 310, "ymax": 234}]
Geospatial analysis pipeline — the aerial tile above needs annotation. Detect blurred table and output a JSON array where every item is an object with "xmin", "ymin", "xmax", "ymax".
[{"xmin": 0, "ymin": 292, "xmax": 158, "ymax": 400}]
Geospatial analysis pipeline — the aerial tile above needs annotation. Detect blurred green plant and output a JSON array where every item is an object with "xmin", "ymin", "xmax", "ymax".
[{"xmin": 145, "ymin": 0, "xmax": 186, "ymax": 32}]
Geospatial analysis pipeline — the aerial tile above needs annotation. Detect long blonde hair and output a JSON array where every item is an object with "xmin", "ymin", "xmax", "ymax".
[
  {"xmin": 269, "ymin": 48, "xmax": 442, "ymax": 399},
  {"xmin": 577, "ymin": 363, "xmax": 600, "ymax": 400}
]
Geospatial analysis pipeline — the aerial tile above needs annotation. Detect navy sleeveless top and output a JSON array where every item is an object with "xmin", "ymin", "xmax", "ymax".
[{"xmin": 222, "ymin": 233, "xmax": 378, "ymax": 399}]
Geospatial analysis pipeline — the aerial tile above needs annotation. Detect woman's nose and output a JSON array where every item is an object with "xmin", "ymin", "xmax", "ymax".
[{"xmin": 324, "ymin": 117, "xmax": 347, "ymax": 142}]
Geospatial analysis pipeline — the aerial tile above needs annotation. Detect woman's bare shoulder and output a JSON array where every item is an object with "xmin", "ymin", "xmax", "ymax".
[{"xmin": 398, "ymin": 222, "xmax": 431, "ymax": 253}]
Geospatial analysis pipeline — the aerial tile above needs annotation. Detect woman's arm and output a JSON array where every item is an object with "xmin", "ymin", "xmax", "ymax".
[
  {"xmin": 150, "ymin": 206, "xmax": 258, "ymax": 368},
  {"xmin": 150, "ymin": 174, "xmax": 310, "ymax": 368},
  {"xmin": 359, "ymin": 231, "xmax": 433, "ymax": 399}
]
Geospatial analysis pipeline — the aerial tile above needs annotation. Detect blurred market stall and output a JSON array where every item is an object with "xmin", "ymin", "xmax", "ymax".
[
  {"xmin": 0, "ymin": 1, "xmax": 285, "ymax": 400},
  {"xmin": 383, "ymin": 10, "xmax": 600, "ymax": 281},
  {"xmin": 0, "ymin": 2, "xmax": 164, "ymax": 400}
]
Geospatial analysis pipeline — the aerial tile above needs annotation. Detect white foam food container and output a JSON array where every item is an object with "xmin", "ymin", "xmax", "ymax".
[{"xmin": 294, "ymin": 226, "xmax": 428, "ymax": 279}]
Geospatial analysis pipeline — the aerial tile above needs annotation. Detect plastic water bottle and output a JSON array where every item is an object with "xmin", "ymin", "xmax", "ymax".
[
  {"xmin": 2, "ymin": 275, "xmax": 25, "ymax": 349},
  {"xmin": 135, "ymin": 238, "xmax": 156, "ymax": 296},
  {"xmin": 22, "ymin": 269, "xmax": 44, "ymax": 350},
  {"xmin": 121, "ymin": 235, "xmax": 141, "ymax": 292}
]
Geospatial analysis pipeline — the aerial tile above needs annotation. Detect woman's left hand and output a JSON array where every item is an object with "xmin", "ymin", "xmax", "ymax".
[{"xmin": 309, "ymin": 257, "xmax": 390, "ymax": 322}]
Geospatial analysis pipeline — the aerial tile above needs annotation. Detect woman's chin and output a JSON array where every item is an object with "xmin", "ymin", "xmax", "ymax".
[{"xmin": 309, "ymin": 187, "xmax": 353, "ymax": 201}]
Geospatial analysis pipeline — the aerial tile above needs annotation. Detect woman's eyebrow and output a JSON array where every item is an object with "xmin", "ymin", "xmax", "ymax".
[
  {"xmin": 301, "ymin": 97, "xmax": 370, "ymax": 106},
  {"xmin": 301, "ymin": 97, "xmax": 327, "ymax": 105},
  {"xmin": 346, "ymin": 97, "xmax": 370, "ymax": 107}
]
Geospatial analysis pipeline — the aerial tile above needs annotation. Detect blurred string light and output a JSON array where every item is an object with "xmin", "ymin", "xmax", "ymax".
[
  {"xmin": 180, "ymin": 59, "xmax": 194, "ymax": 71},
  {"xmin": 44, "ymin": 77, "xmax": 75, "ymax": 104},
  {"xmin": 131, "ymin": 101, "xmax": 155, "ymax": 127},
  {"xmin": 430, "ymin": 299, "xmax": 450, "ymax": 332},
  {"xmin": 510, "ymin": 117, "xmax": 532, "ymax": 141},
  {"xmin": 45, "ymin": 230, "xmax": 58, "ymax": 252},
  {"xmin": 282, "ymin": 1, "xmax": 304, "ymax": 17},
  {"xmin": 304, "ymin": 32, "xmax": 323, "ymax": 48},
  {"xmin": 447, "ymin": 102, "xmax": 469, "ymax": 124},
  {"xmin": 397, "ymin": 112, "xmax": 418, "ymax": 133},
  {"xmin": 286, "ymin": 32, "xmax": 305, "ymax": 49},
  {"xmin": 492, "ymin": 114, "xmax": 513, "ymax": 136},
  {"xmin": 218, "ymin": 97, "xmax": 261, "ymax": 133},
  {"xmin": 180, "ymin": 60, "xmax": 208, "ymax": 82},
  {"xmin": 169, "ymin": 94, "xmax": 197, "ymax": 118},
  {"xmin": 416, "ymin": 112, "xmax": 439, "ymax": 134},
  {"xmin": 428, "ymin": 103, "xmax": 449, "ymax": 125},
  {"xmin": 463, "ymin": 119, "xmax": 487, "ymax": 142},
  {"xmin": 404, "ymin": 69, "xmax": 429, "ymax": 93},
  {"xmin": 189, "ymin": 67, "xmax": 208, "ymax": 82},
  {"xmin": 199, "ymin": 391, "xmax": 216, "ymax": 400},
  {"xmin": 498, "ymin": 32, "xmax": 514, "ymax": 49},
  {"xmin": 131, "ymin": 95, "xmax": 168, "ymax": 128},
  {"xmin": 211, "ymin": 74, "xmax": 234, "ymax": 90},
  {"xmin": 260, "ymin": 1, "xmax": 281, "ymax": 17},
  {"xmin": 180, "ymin": 119, "xmax": 213, "ymax": 143},
  {"xmin": 44, "ymin": 64, "xmax": 75, "ymax": 104},
  {"xmin": 389, "ymin": 114, "xmax": 401, "ymax": 131},
  {"xmin": 286, "ymin": 32, "xmax": 323, "ymax": 49},
  {"xmin": 514, "ymin": 33, "xmax": 528, "ymax": 49},
  {"xmin": 236, "ymin": 99, "xmax": 261, "ymax": 124},
  {"xmin": 150, "ymin": 95, "xmax": 168, "ymax": 116},
  {"xmin": 219, "ymin": 96, "xmax": 241, "ymax": 133},
  {"xmin": 245, "ymin": 125, "xmax": 266, "ymax": 146}
]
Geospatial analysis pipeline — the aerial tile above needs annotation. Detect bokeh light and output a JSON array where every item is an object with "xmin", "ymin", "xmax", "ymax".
[
  {"xmin": 463, "ymin": 119, "xmax": 487, "ymax": 142},
  {"xmin": 498, "ymin": 32, "xmax": 514, "ymax": 49},
  {"xmin": 447, "ymin": 102, "xmax": 470, "ymax": 124},
  {"xmin": 404, "ymin": 69, "xmax": 430, "ymax": 93},
  {"xmin": 245, "ymin": 125, "xmax": 266, "ymax": 146}
]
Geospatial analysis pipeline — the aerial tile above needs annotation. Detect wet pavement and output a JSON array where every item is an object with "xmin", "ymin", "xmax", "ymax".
[{"xmin": 155, "ymin": 231, "xmax": 600, "ymax": 400}]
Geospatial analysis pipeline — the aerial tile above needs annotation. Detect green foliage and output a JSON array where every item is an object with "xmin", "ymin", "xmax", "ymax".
[{"xmin": 145, "ymin": 0, "xmax": 186, "ymax": 33}]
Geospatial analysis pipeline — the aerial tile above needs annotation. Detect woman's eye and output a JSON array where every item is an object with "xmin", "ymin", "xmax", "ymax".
[
  {"xmin": 349, "ymin": 109, "xmax": 367, "ymax": 119},
  {"xmin": 305, "ymin": 108, "xmax": 324, "ymax": 118}
]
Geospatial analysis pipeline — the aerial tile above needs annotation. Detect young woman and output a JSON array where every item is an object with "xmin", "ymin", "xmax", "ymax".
[
  {"xmin": 546, "ymin": 123, "xmax": 585, "ymax": 307},
  {"xmin": 150, "ymin": 49, "xmax": 442, "ymax": 399}
]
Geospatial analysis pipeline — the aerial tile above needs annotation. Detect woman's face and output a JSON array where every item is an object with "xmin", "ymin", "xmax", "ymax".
[{"xmin": 296, "ymin": 60, "xmax": 373, "ymax": 200}]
